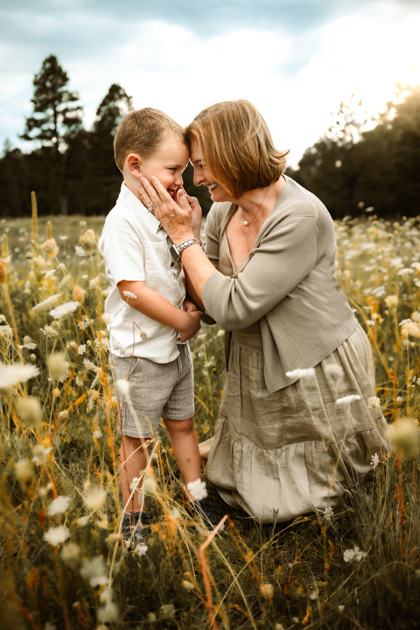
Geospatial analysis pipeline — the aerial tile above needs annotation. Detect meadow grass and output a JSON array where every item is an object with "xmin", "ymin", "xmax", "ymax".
[{"xmin": 0, "ymin": 207, "xmax": 420, "ymax": 630}]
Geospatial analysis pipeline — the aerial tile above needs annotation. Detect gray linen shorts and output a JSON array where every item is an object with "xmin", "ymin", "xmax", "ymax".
[{"xmin": 110, "ymin": 344, "xmax": 194, "ymax": 438}]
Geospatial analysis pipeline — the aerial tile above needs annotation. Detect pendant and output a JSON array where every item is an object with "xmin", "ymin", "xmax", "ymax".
[{"xmin": 243, "ymin": 221, "xmax": 249, "ymax": 226}]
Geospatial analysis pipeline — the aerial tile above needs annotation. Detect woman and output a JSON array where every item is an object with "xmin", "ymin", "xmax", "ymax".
[{"xmin": 138, "ymin": 100, "xmax": 388, "ymax": 524}]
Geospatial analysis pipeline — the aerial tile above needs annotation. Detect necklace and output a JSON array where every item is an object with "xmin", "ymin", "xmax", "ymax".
[{"xmin": 242, "ymin": 185, "xmax": 271, "ymax": 227}]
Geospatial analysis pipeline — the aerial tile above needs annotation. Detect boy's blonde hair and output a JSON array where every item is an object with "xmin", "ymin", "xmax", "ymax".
[
  {"xmin": 186, "ymin": 99, "xmax": 289, "ymax": 198},
  {"xmin": 114, "ymin": 108, "xmax": 187, "ymax": 172}
]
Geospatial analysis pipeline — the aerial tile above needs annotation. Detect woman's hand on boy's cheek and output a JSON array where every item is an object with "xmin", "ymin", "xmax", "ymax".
[{"xmin": 183, "ymin": 298, "xmax": 199, "ymax": 313}]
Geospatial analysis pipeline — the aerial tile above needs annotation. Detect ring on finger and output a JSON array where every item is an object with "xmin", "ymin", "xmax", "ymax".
[{"xmin": 147, "ymin": 203, "xmax": 156, "ymax": 212}]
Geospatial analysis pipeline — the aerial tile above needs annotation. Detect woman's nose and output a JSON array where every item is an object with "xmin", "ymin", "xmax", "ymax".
[{"xmin": 193, "ymin": 168, "xmax": 203, "ymax": 186}]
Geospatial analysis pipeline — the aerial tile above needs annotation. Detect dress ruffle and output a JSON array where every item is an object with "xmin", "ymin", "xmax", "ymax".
[{"xmin": 205, "ymin": 325, "xmax": 389, "ymax": 523}]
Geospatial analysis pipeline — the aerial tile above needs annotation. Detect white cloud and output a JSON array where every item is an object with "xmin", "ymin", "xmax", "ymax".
[{"xmin": 1, "ymin": 2, "xmax": 420, "ymax": 164}]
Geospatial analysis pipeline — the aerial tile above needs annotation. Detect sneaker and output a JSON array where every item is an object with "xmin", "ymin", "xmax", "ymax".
[
  {"xmin": 121, "ymin": 511, "xmax": 152, "ymax": 544},
  {"xmin": 186, "ymin": 498, "xmax": 225, "ymax": 532}
]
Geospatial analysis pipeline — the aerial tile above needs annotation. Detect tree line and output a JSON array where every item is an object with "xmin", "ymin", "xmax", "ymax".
[
  {"xmin": 0, "ymin": 55, "xmax": 419, "ymax": 218},
  {"xmin": 288, "ymin": 84, "xmax": 420, "ymax": 219},
  {"xmin": 0, "ymin": 55, "xmax": 211, "ymax": 217}
]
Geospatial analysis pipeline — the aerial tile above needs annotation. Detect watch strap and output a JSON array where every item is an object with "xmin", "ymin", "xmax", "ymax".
[{"xmin": 175, "ymin": 238, "xmax": 199, "ymax": 257}]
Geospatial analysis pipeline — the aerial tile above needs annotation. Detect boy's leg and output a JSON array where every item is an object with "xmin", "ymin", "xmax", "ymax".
[
  {"xmin": 163, "ymin": 417, "xmax": 201, "ymax": 500},
  {"xmin": 119, "ymin": 435, "xmax": 152, "ymax": 513}
]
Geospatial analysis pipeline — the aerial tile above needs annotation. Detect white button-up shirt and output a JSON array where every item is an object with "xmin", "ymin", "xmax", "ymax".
[{"xmin": 98, "ymin": 183, "xmax": 186, "ymax": 363}]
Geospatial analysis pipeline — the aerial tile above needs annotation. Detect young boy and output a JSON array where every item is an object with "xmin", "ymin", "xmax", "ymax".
[{"xmin": 98, "ymin": 108, "xmax": 220, "ymax": 539}]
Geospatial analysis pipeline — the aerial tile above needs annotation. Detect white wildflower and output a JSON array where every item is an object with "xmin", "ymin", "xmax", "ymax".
[
  {"xmin": 59, "ymin": 235, "xmax": 69, "ymax": 240},
  {"xmin": 338, "ymin": 605, "xmax": 345, "ymax": 613},
  {"xmin": 41, "ymin": 325, "xmax": 59, "ymax": 337},
  {"xmin": 44, "ymin": 526, "xmax": 70, "ymax": 546},
  {"xmin": 0, "ymin": 363, "xmax": 40, "ymax": 388},
  {"xmin": 49, "ymin": 301, "xmax": 80, "ymax": 319},
  {"xmin": 260, "ymin": 583, "xmax": 274, "ymax": 599},
  {"xmin": 75, "ymin": 515, "xmax": 90, "ymax": 527},
  {"xmin": 368, "ymin": 396, "xmax": 380, "ymax": 408},
  {"xmin": 84, "ymin": 486, "xmax": 107, "ymax": 511},
  {"xmin": 129, "ymin": 477, "xmax": 141, "ymax": 491},
  {"xmin": 58, "ymin": 410, "xmax": 69, "ymax": 420},
  {"xmin": 39, "ymin": 482, "xmax": 53, "ymax": 497},
  {"xmin": 48, "ymin": 495, "xmax": 71, "ymax": 516},
  {"xmin": 92, "ymin": 430, "xmax": 102, "ymax": 439},
  {"xmin": 31, "ymin": 294, "xmax": 62, "ymax": 312},
  {"xmin": 80, "ymin": 556, "xmax": 108, "ymax": 586},
  {"xmin": 160, "ymin": 604, "xmax": 175, "ymax": 618},
  {"xmin": 182, "ymin": 580, "xmax": 194, "ymax": 591},
  {"xmin": 16, "ymin": 396, "xmax": 42, "ymax": 425},
  {"xmin": 285, "ymin": 368, "xmax": 315, "ymax": 379},
  {"xmin": 123, "ymin": 290, "xmax": 137, "ymax": 300},
  {"xmin": 143, "ymin": 477, "xmax": 156, "ymax": 495},
  {"xmin": 116, "ymin": 379, "xmax": 130, "ymax": 396},
  {"xmin": 371, "ymin": 453, "xmax": 380, "ymax": 468},
  {"xmin": 134, "ymin": 543, "xmax": 148, "ymax": 557},
  {"xmin": 61, "ymin": 542, "xmax": 81, "ymax": 569},
  {"xmin": 102, "ymin": 313, "xmax": 111, "ymax": 324},
  {"xmin": 402, "ymin": 321, "xmax": 420, "ymax": 338},
  {"xmin": 325, "ymin": 364, "xmax": 344, "ymax": 382},
  {"xmin": 15, "ymin": 458, "xmax": 34, "ymax": 482},
  {"xmin": 45, "ymin": 269, "xmax": 56, "ymax": 278},
  {"xmin": 78, "ymin": 344, "xmax": 86, "ymax": 355},
  {"xmin": 32, "ymin": 444, "xmax": 53, "ymax": 464},
  {"xmin": 97, "ymin": 602, "xmax": 119, "ymax": 623},
  {"xmin": 343, "ymin": 545, "xmax": 367, "ymax": 562},
  {"xmin": 187, "ymin": 478, "xmax": 208, "ymax": 501},
  {"xmin": 336, "ymin": 394, "xmax": 361, "ymax": 405},
  {"xmin": 322, "ymin": 507, "xmax": 334, "ymax": 522},
  {"xmin": 75, "ymin": 246, "xmax": 86, "ymax": 257},
  {"xmin": 83, "ymin": 359, "xmax": 97, "ymax": 371},
  {"xmin": 48, "ymin": 352, "xmax": 66, "ymax": 380},
  {"xmin": 0, "ymin": 324, "xmax": 13, "ymax": 338},
  {"xmin": 397, "ymin": 268, "xmax": 414, "ymax": 276}
]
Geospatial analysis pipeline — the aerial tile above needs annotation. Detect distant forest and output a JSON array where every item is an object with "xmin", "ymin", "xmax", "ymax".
[{"xmin": 0, "ymin": 55, "xmax": 419, "ymax": 219}]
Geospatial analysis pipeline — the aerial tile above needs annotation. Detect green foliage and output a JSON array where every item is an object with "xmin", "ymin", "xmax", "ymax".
[
  {"xmin": 290, "ymin": 85, "xmax": 420, "ymax": 219},
  {"xmin": 21, "ymin": 55, "xmax": 83, "ymax": 152}
]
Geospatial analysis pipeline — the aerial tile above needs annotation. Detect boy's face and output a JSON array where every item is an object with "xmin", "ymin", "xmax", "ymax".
[{"xmin": 139, "ymin": 136, "xmax": 189, "ymax": 198}]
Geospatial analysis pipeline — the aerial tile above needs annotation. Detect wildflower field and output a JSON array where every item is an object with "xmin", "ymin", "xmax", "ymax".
[{"xmin": 1, "ymin": 199, "xmax": 420, "ymax": 630}]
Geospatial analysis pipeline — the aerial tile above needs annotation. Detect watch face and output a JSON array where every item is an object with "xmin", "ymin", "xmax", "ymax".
[{"xmin": 169, "ymin": 244, "xmax": 180, "ymax": 261}]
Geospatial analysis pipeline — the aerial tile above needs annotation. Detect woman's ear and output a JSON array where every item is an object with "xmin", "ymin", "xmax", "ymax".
[{"xmin": 126, "ymin": 153, "xmax": 142, "ymax": 178}]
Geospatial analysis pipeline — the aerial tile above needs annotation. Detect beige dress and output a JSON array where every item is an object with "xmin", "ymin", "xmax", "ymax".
[{"xmin": 205, "ymin": 233, "xmax": 389, "ymax": 523}]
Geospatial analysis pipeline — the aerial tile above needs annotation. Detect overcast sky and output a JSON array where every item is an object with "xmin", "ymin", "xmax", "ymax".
[{"xmin": 1, "ymin": 0, "xmax": 419, "ymax": 164}]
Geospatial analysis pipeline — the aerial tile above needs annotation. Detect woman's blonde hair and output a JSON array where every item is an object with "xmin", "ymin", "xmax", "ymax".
[
  {"xmin": 186, "ymin": 99, "xmax": 289, "ymax": 198},
  {"xmin": 114, "ymin": 108, "xmax": 186, "ymax": 172}
]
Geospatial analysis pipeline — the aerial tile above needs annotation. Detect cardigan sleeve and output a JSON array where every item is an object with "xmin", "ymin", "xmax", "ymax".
[{"xmin": 202, "ymin": 214, "xmax": 318, "ymax": 330}]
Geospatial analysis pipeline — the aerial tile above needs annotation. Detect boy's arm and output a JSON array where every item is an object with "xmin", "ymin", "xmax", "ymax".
[{"xmin": 117, "ymin": 280, "xmax": 201, "ymax": 342}]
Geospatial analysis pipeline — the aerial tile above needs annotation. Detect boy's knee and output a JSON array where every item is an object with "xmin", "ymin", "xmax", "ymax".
[{"xmin": 164, "ymin": 417, "xmax": 194, "ymax": 434}]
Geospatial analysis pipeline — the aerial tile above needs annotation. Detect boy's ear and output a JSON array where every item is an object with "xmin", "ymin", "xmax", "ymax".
[{"xmin": 126, "ymin": 153, "xmax": 142, "ymax": 178}]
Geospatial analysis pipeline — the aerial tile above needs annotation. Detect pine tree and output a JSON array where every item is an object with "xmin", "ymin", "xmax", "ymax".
[
  {"xmin": 93, "ymin": 83, "xmax": 133, "ymax": 135},
  {"xmin": 84, "ymin": 84, "xmax": 133, "ymax": 214},
  {"xmin": 21, "ymin": 55, "xmax": 83, "ymax": 152}
]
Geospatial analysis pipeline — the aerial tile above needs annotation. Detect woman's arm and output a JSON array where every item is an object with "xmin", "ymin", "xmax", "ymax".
[
  {"xmin": 138, "ymin": 176, "xmax": 318, "ymax": 330},
  {"xmin": 138, "ymin": 176, "xmax": 218, "ymax": 301}
]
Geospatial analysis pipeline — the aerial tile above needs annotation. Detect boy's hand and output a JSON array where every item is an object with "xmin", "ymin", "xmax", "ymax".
[
  {"xmin": 183, "ymin": 298, "xmax": 199, "ymax": 313},
  {"xmin": 177, "ymin": 310, "xmax": 202, "ymax": 343}
]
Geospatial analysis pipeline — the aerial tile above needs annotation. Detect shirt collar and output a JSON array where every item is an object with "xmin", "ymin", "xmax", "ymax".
[{"xmin": 118, "ymin": 182, "xmax": 163, "ymax": 234}]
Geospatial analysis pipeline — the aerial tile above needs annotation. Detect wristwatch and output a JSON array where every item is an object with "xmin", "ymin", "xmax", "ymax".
[{"xmin": 169, "ymin": 238, "xmax": 199, "ymax": 261}]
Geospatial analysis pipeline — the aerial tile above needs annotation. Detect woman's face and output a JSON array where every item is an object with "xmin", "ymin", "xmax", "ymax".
[{"xmin": 189, "ymin": 139, "xmax": 231, "ymax": 203}]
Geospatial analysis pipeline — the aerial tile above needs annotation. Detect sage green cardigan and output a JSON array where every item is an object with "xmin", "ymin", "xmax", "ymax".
[{"xmin": 202, "ymin": 176, "xmax": 357, "ymax": 393}]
